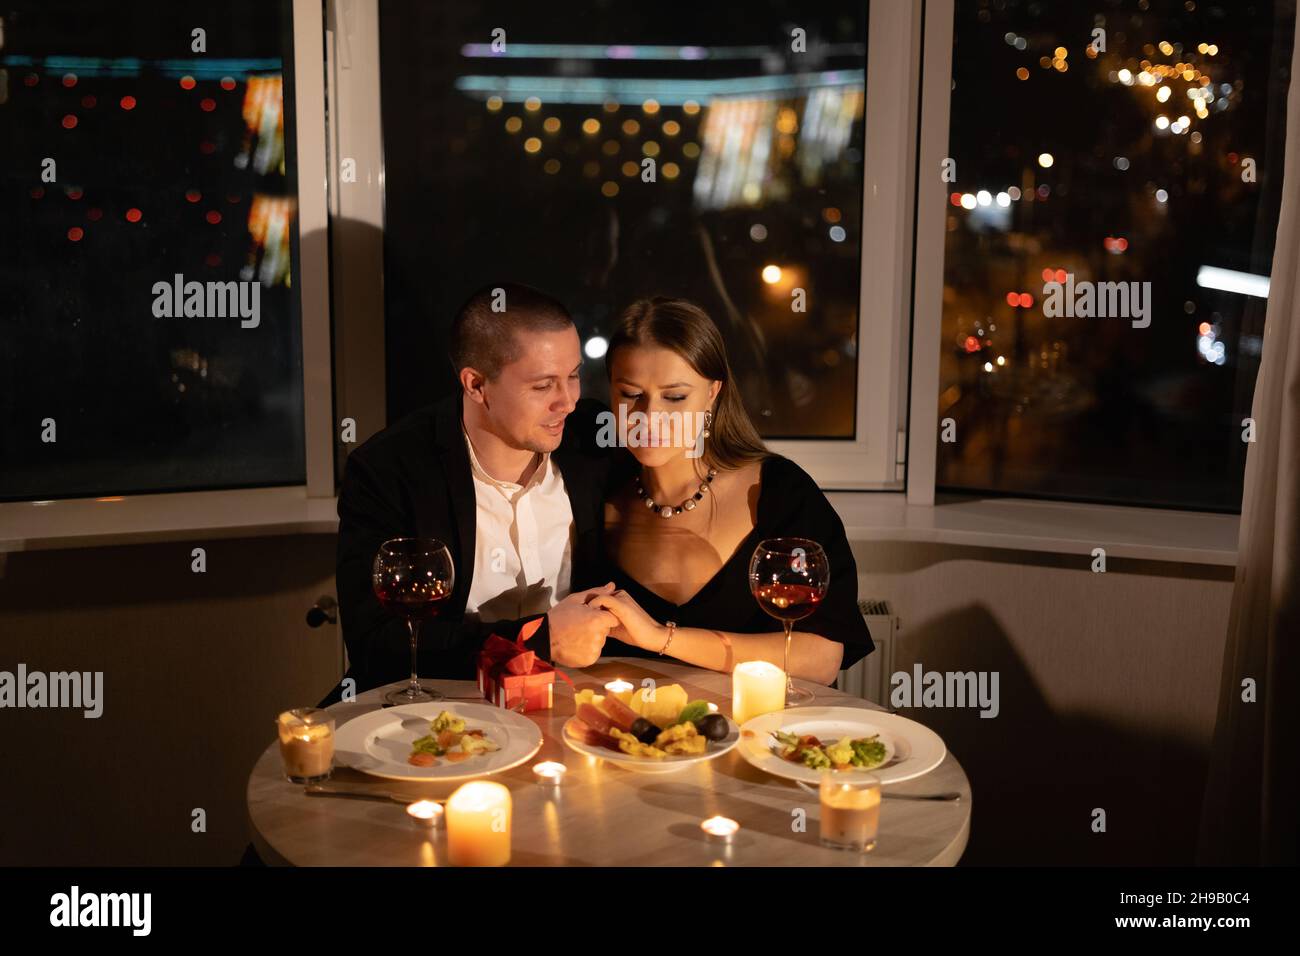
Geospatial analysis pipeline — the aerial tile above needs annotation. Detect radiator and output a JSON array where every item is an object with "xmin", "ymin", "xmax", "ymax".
[{"xmin": 835, "ymin": 599, "xmax": 898, "ymax": 705}]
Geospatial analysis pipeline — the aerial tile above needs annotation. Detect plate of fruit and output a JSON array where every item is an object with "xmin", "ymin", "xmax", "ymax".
[
  {"xmin": 333, "ymin": 702, "xmax": 542, "ymax": 782},
  {"xmin": 563, "ymin": 683, "xmax": 739, "ymax": 773}
]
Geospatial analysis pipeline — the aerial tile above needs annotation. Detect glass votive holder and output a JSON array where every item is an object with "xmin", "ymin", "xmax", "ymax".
[
  {"xmin": 819, "ymin": 773, "xmax": 881, "ymax": 852},
  {"xmin": 276, "ymin": 708, "xmax": 335, "ymax": 784}
]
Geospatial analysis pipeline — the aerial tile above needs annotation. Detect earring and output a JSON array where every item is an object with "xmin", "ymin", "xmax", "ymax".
[{"xmin": 702, "ymin": 410, "xmax": 713, "ymax": 439}]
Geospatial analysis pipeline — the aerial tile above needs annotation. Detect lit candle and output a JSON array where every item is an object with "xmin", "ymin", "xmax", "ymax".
[
  {"xmin": 700, "ymin": 816, "xmax": 739, "ymax": 844},
  {"xmin": 532, "ymin": 761, "xmax": 567, "ymax": 786},
  {"xmin": 603, "ymin": 679, "xmax": 634, "ymax": 704},
  {"xmin": 276, "ymin": 708, "xmax": 335, "ymax": 784},
  {"xmin": 707, "ymin": 702, "xmax": 719, "ymax": 713},
  {"xmin": 406, "ymin": 800, "xmax": 443, "ymax": 829},
  {"xmin": 732, "ymin": 661, "xmax": 786, "ymax": 725},
  {"xmin": 445, "ymin": 781, "xmax": 512, "ymax": 866}
]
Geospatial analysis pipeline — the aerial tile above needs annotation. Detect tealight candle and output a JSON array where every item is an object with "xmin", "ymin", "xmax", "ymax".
[
  {"xmin": 276, "ymin": 708, "xmax": 335, "ymax": 784},
  {"xmin": 700, "ymin": 816, "xmax": 739, "ymax": 844},
  {"xmin": 732, "ymin": 661, "xmax": 786, "ymax": 725},
  {"xmin": 603, "ymin": 679, "xmax": 634, "ymax": 706},
  {"xmin": 532, "ymin": 761, "xmax": 567, "ymax": 786},
  {"xmin": 707, "ymin": 702, "xmax": 719, "ymax": 713},
  {"xmin": 406, "ymin": 800, "xmax": 443, "ymax": 829},
  {"xmin": 445, "ymin": 781, "xmax": 512, "ymax": 867}
]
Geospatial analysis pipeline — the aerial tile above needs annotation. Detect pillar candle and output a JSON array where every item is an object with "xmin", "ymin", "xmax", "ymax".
[
  {"xmin": 732, "ymin": 660, "xmax": 786, "ymax": 724},
  {"xmin": 445, "ymin": 781, "xmax": 512, "ymax": 866}
]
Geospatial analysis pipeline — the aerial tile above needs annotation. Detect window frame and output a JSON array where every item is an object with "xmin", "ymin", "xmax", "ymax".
[
  {"xmin": 324, "ymin": 0, "xmax": 388, "ymax": 474},
  {"xmin": 906, "ymin": 0, "xmax": 952, "ymax": 506},
  {"xmin": 897, "ymin": 0, "xmax": 1239, "ymax": 558},
  {"xmin": 2, "ymin": 0, "xmax": 1242, "ymax": 565},
  {"xmin": 762, "ymin": 0, "xmax": 918, "ymax": 490},
  {"xmin": 0, "ymin": 0, "xmax": 337, "ymax": 547},
  {"xmin": 346, "ymin": 0, "xmax": 915, "ymax": 490}
]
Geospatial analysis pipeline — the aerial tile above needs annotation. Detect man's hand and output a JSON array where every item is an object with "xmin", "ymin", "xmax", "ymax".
[{"xmin": 547, "ymin": 583, "xmax": 618, "ymax": 668}]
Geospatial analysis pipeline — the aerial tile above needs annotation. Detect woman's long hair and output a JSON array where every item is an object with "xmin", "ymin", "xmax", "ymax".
[{"xmin": 606, "ymin": 297, "xmax": 768, "ymax": 472}]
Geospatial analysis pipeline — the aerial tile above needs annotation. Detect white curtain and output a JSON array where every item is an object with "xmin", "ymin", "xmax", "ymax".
[{"xmin": 1197, "ymin": 20, "xmax": 1300, "ymax": 866}]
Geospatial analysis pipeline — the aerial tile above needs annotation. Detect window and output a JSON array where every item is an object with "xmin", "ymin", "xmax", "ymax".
[
  {"xmin": 377, "ymin": 0, "xmax": 869, "ymax": 441},
  {"xmin": 935, "ymin": 0, "xmax": 1294, "ymax": 511},
  {"xmin": 0, "ymin": 0, "xmax": 306, "ymax": 502}
]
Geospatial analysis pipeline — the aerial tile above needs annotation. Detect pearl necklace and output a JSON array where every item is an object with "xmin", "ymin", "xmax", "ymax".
[{"xmin": 636, "ymin": 468, "xmax": 718, "ymax": 518}]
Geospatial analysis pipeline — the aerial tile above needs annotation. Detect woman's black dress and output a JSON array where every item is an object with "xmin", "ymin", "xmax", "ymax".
[{"xmin": 594, "ymin": 454, "xmax": 875, "ymax": 671}]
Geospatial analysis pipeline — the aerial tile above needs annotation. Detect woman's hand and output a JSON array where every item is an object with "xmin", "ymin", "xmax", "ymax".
[{"xmin": 588, "ymin": 589, "xmax": 668, "ymax": 653}]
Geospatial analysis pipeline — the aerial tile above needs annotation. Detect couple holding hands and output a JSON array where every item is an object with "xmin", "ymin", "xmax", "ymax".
[{"xmin": 330, "ymin": 283, "xmax": 873, "ymax": 704}]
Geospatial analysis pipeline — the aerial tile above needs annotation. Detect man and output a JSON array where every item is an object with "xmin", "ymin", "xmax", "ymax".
[{"xmin": 331, "ymin": 283, "xmax": 615, "ymax": 697}]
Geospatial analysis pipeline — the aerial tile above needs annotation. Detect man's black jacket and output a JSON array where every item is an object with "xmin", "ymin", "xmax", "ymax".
[{"xmin": 332, "ymin": 392, "xmax": 611, "ymax": 695}]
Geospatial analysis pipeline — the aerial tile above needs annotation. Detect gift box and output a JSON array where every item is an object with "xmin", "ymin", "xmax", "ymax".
[{"xmin": 476, "ymin": 619, "xmax": 568, "ymax": 713}]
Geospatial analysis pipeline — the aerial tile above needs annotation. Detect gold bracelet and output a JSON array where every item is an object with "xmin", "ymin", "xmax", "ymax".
[{"xmin": 659, "ymin": 621, "xmax": 677, "ymax": 655}]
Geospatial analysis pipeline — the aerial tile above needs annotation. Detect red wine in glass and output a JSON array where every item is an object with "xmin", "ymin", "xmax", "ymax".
[
  {"xmin": 754, "ymin": 582, "xmax": 824, "ymax": 621},
  {"xmin": 749, "ymin": 538, "xmax": 829, "ymax": 706},
  {"xmin": 375, "ymin": 582, "xmax": 451, "ymax": 623},
  {"xmin": 372, "ymin": 538, "xmax": 455, "ymax": 705}
]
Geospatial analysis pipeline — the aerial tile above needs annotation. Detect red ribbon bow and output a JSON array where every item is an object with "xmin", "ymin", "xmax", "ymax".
[{"xmin": 482, "ymin": 618, "xmax": 574, "ymax": 687}]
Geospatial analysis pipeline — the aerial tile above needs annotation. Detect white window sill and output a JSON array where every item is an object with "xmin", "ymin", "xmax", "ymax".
[
  {"xmin": 1, "ymin": 487, "xmax": 1238, "ymax": 567},
  {"xmin": 0, "ymin": 487, "xmax": 339, "ymax": 553},
  {"xmin": 826, "ymin": 492, "xmax": 1238, "ymax": 567}
]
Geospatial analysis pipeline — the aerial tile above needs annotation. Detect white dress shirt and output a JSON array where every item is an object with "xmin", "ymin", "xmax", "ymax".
[{"xmin": 462, "ymin": 427, "xmax": 575, "ymax": 624}]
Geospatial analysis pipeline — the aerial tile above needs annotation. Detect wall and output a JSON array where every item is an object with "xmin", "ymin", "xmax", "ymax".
[
  {"xmin": 854, "ymin": 541, "xmax": 1234, "ymax": 865},
  {"xmin": 0, "ymin": 535, "xmax": 341, "ymax": 866}
]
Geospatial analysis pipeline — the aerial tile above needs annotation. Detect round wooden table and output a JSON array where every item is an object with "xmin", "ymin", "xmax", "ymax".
[{"xmin": 247, "ymin": 657, "xmax": 971, "ymax": 866}]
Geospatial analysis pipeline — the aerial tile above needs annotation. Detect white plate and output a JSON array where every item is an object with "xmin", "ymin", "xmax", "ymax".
[
  {"xmin": 561, "ymin": 716, "xmax": 740, "ymax": 774},
  {"xmin": 334, "ymin": 702, "xmax": 543, "ymax": 782},
  {"xmin": 737, "ymin": 706, "xmax": 946, "ymax": 785}
]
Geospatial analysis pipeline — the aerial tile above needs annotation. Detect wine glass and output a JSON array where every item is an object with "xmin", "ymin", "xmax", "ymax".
[
  {"xmin": 372, "ymin": 537, "xmax": 454, "ymax": 705},
  {"xmin": 749, "ymin": 537, "xmax": 829, "ymax": 706}
]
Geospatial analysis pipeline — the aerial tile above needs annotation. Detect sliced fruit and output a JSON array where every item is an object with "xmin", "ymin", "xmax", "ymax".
[
  {"xmin": 630, "ymin": 683, "xmax": 688, "ymax": 727},
  {"xmin": 606, "ymin": 686, "xmax": 634, "ymax": 708},
  {"xmin": 408, "ymin": 752, "xmax": 438, "ymax": 767},
  {"xmin": 577, "ymin": 702, "xmax": 615, "ymax": 735},
  {"xmin": 655, "ymin": 722, "xmax": 707, "ymax": 756},
  {"xmin": 568, "ymin": 717, "xmax": 621, "ymax": 752},
  {"xmin": 598, "ymin": 694, "xmax": 639, "ymax": 732},
  {"xmin": 574, "ymin": 689, "xmax": 605, "ymax": 709},
  {"xmin": 610, "ymin": 727, "xmax": 668, "ymax": 758}
]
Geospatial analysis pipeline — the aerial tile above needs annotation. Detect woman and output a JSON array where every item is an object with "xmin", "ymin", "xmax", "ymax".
[{"xmin": 591, "ymin": 296, "xmax": 873, "ymax": 685}]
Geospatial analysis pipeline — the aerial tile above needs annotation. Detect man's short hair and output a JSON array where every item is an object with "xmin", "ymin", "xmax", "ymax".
[{"xmin": 449, "ymin": 282, "xmax": 574, "ymax": 380}]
